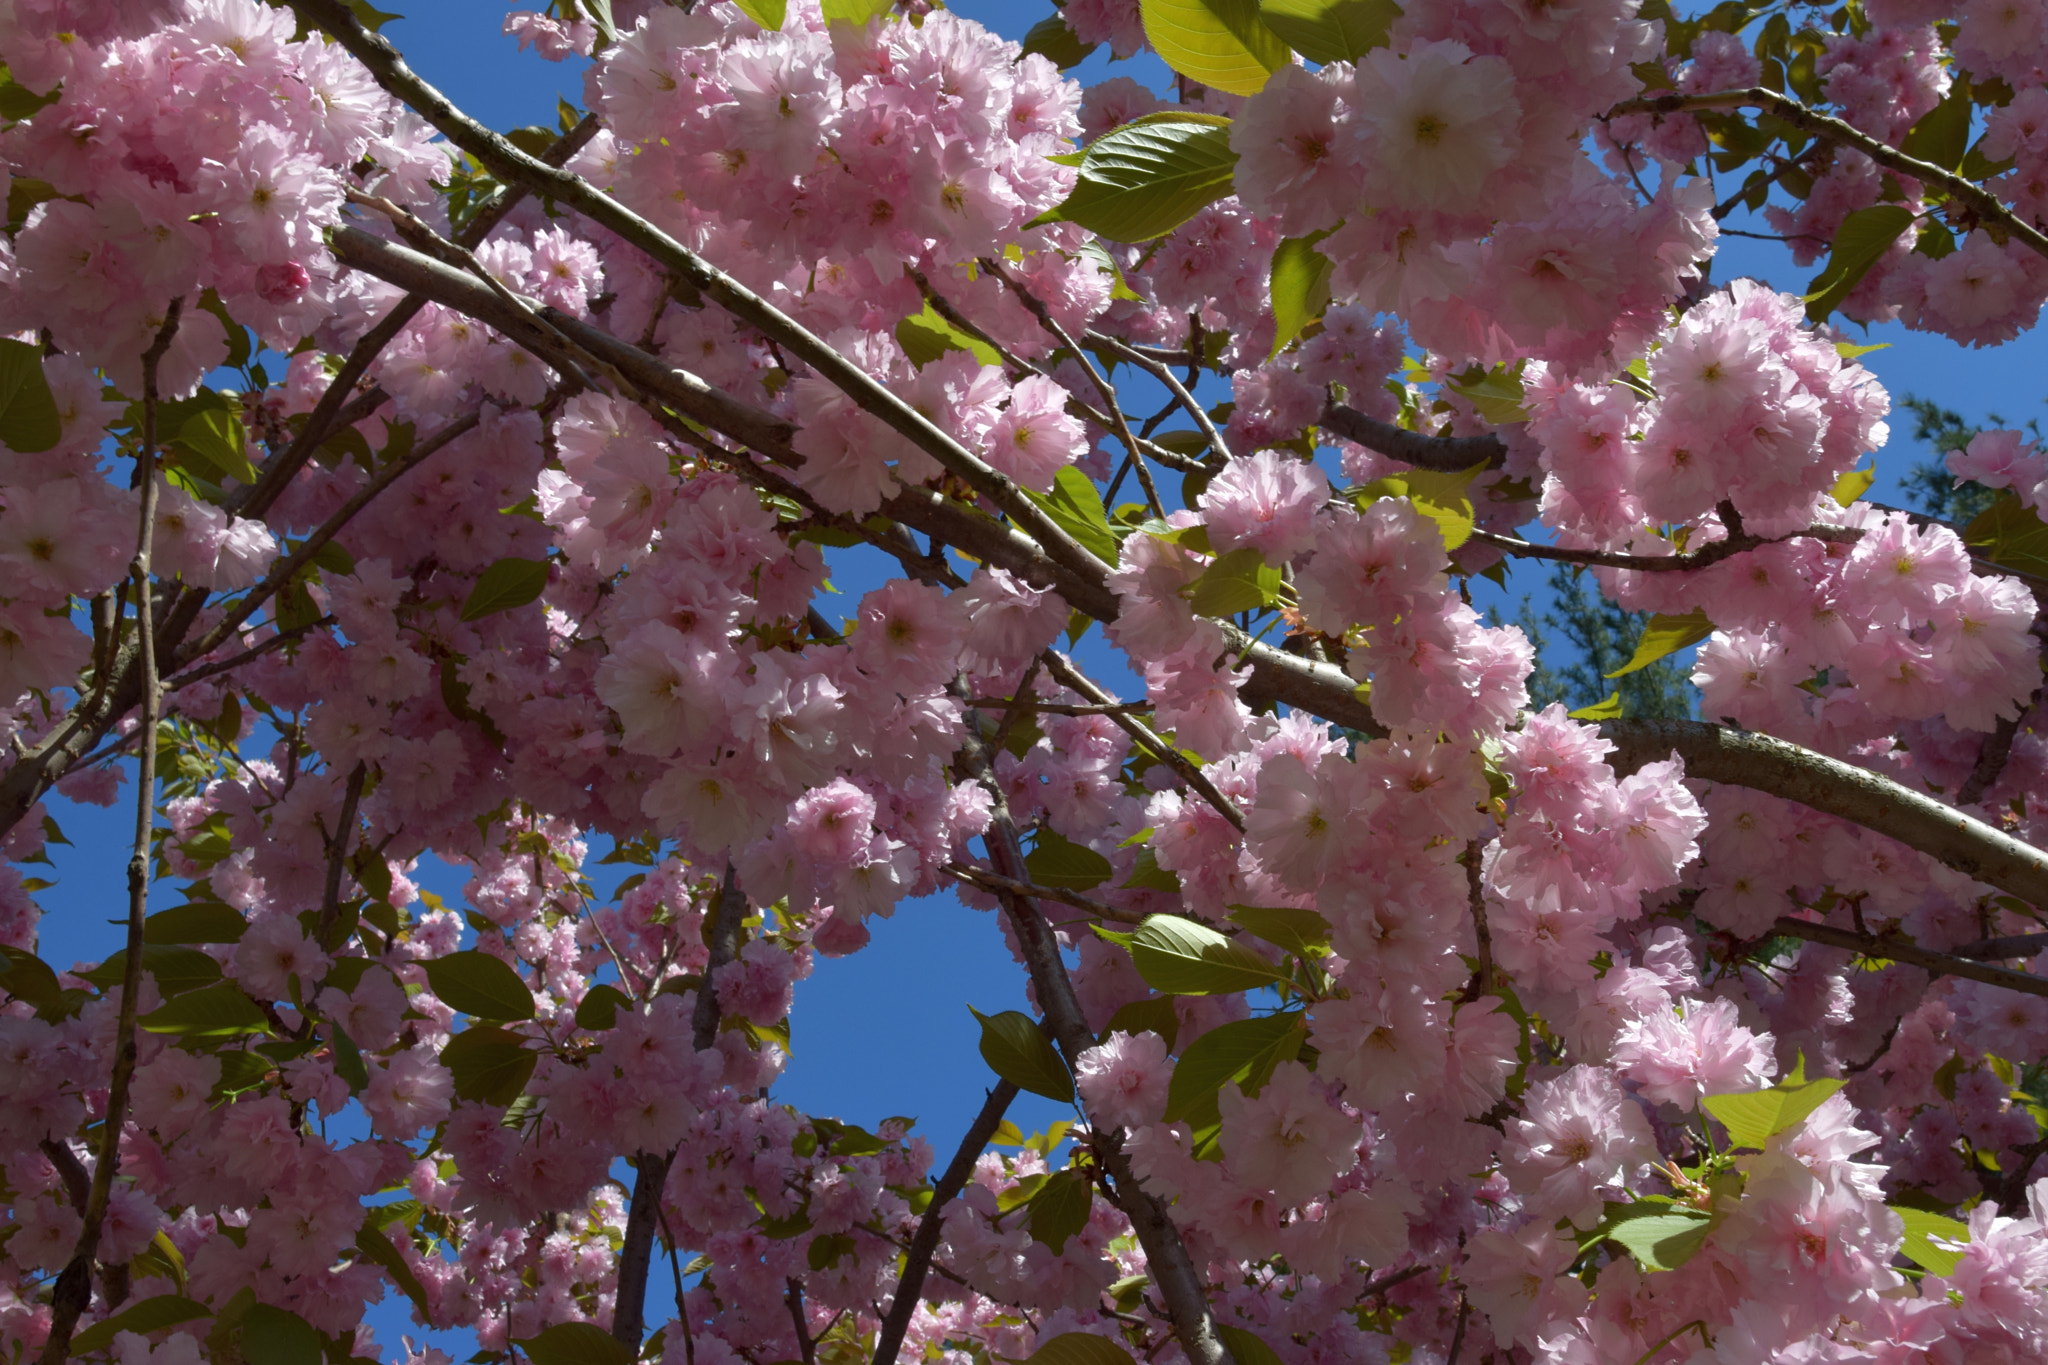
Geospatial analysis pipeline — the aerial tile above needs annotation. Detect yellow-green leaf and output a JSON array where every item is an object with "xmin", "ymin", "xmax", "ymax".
[
  {"xmin": 0, "ymin": 338, "xmax": 60, "ymax": 453},
  {"xmin": 1445, "ymin": 364, "xmax": 1528, "ymax": 425},
  {"xmin": 733, "ymin": 0, "xmax": 786, "ymax": 29},
  {"xmin": 1026, "ymin": 828, "xmax": 1113, "ymax": 890},
  {"xmin": 1269, "ymin": 232, "xmax": 1334, "ymax": 359},
  {"xmin": 1225, "ymin": 905, "xmax": 1332, "ymax": 958},
  {"xmin": 897, "ymin": 301, "xmax": 1000, "ymax": 369},
  {"xmin": 1130, "ymin": 914, "xmax": 1290, "ymax": 995},
  {"xmin": 175, "ymin": 408, "xmax": 259, "ymax": 485},
  {"xmin": 1141, "ymin": 0, "xmax": 1290, "ymax": 94},
  {"xmin": 1163, "ymin": 1011, "xmax": 1306, "ymax": 1125},
  {"xmin": 139, "ymin": 980, "xmax": 269, "ymax": 1038},
  {"xmin": 1804, "ymin": 204, "xmax": 1915, "ymax": 324},
  {"xmin": 1596, "ymin": 1203, "xmax": 1712, "ymax": 1272},
  {"xmin": 70, "ymin": 1296, "xmax": 211, "ymax": 1354},
  {"xmin": 1184, "ymin": 545, "xmax": 1283, "ymax": 616},
  {"xmin": 1568, "ymin": 690, "xmax": 1624, "ymax": 720},
  {"xmin": 1216, "ymin": 1326, "xmax": 1287, "ymax": 1365},
  {"xmin": 1034, "ymin": 117, "xmax": 1239, "ymax": 243},
  {"xmin": 1895, "ymin": 1207, "xmax": 1969, "ymax": 1277},
  {"xmin": 1257, "ymin": 0, "xmax": 1400, "ymax": 63},
  {"xmin": 1027, "ymin": 465, "xmax": 1122, "ymax": 567},
  {"xmin": 1831, "ymin": 465, "xmax": 1875, "ymax": 507},
  {"xmin": 1702, "ymin": 1067, "xmax": 1846, "ymax": 1150},
  {"xmin": 1965, "ymin": 492, "xmax": 2048, "ymax": 578},
  {"xmin": 1607, "ymin": 610, "xmax": 1713, "ymax": 678},
  {"xmin": 971, "ymin": 1007, "xmax": 1074, "ymax": 1101},
  {"xmin": 1026, "ymin": 1335, "xmax": 1138, "ymax": 1365},
  {"xmin": 1026, "ymin": 1166, "xmax": 1094, "ymax": 1252}
]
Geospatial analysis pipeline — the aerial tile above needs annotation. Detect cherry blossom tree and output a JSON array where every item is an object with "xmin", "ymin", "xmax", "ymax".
[{"xmin": 9, "ymin": 0, "xmax": 2048, "ymax": 1362}]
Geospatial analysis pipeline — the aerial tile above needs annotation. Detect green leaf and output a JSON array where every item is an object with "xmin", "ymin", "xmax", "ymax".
[
  {"xmin": 1607, "ymin": 609, "xmax": 1713, "ymax": 678},
  {"xmin": 1268, "ymin": 232, "xmax": 1333, "ymax": 359},
  {"xmin": 0, "ymin": 74, "xmax": 60, "ymax": 124},
  {"xmin": 68, "ymin": 1296, "xmax": 212, "ymax": 1353},
  {"xmin": 0, "ymin": 945, "xmax": 66, "ymax": 1016},
  {"xmin": 1184, "ymin": 546, "xmax": 1282, "ymax": 616},
  {"xmin": 1026, "ymin": 1167, "xmax": 1094, "ymax": 1253},
  {"xmin": 1025, "ymin": 1334, "xmax": 1138, "ymax": 1365},
  {"xmin": 1141, "ymin": 0, "xmax": 1289, "ymax": 95},
  {"xmin": 1034, "ymin": 119, "xmax": 1239, "ymax": 243},
  {"xmin": 1830, "ymin": 465, "xmax": 1875, "ymax": 508},
  {"xmin": 1256, "ymin": 0, "xmax": 1400, "ymax": 62},
  {"xmin": 1021, "ymin": 14, "xmax": 1097, "ymax": 68},
  {"xmin": 139, "ymin": 981, "xmax": 270, "ymax": 1038},
  {"xmin": 1225, "ymin": 905, "xmax": 1331, "ymax": 959},
  {"xmin": 344, "ymin": 0, "xmax": 402, "ymax": 30},
  {"xmin": 460, "ymin": 557, "xmax": 551, "ymax": 622},
  {"xmin": 1804, "ymin": 204, "xmax": 1915, "ymax": 324},
  {"xmin": 1567, "ymin": 690, "xmax": 1623, "ymax": 721},
  {"xmin": 1027, "ymin": 465, "xmax": 1122, "ymax": 567},
  {"xmin": 1702, "ymin": 1069, "xmax": 1846, "ymax": 1150},
  {"xmin": 1444, "ymin": 364, "xmax": 1528, "ymax": 424},
  {"xmin": 971, "ymin": 1007, "xmax": 1074, "ymax": 1101},
  {"xmin": 575, "ymin": 983, "xmax": 633, "ymax": 1031},
  {"xmin": 1834, "ymin": 339, "xmax": 1890, "ymax": 361},
  {"xmin": 1102, "ymin": 995, "xmax": 1181, "ymax": 1050},
  {"xmin": 1026, "ymin": 828, "xmax": 1114, "ymax": 890},
  {"xmin": 81, "ymin": 945, "xmax": 222, "ymax": 998},
  {"xmin": 0, "ymin": 338, "xmax": 59, "ymax": 453},
  {"xmin": 514, "ymin": 1322, "xmax": 635, "ymax": 1365},
  {"xmin": 354, "ymin": 1224, "xmax": 433, "ymax": 1320},
  {"xmin": 330, "ymin": 1025, "xmax": 369, "ymax": 1094},
  {"xmin": 239, "ymin": 1305, "xmax": 322, "ymax": 1365},
  {"xmin": 1595, "ymin": 1203, "xmax": 1712, "ymax": 1272},
  {"xmin": 1130, "ymin": 914, "xmax": 1290, "ymax": 995},
  {"xmin": 441, "ymin": 1026, "xmax": 536, "ymax": 1106},
  {"xmin": 897, "ymin": 301, "xmax": 1001, "ymax": 369},
  {"xmin": 423, "ymin": 950, "xmax": 536, "ymax": 1021},
  {"xmin": 733, "ymin": 0, "xmax": 786, "ymax": 29},
  {"xmin": 1356, "ymin": 465, "xmax": 1482, "ymax": 552},
  {"xmin": 1965, "ymin": 492, "xmax": 2048, "ymax": 578},
  {"xmin": 1899, "ymin": 76, "xmax": 1972, "ymax": 171},
  {"xmin": 175, "ymin": 408, "xmax": 259, "ymax": 485},
  {"xmin": 1216, "ymin": 1326, "xmax": 1287, "ymax": 1365},
  {"xmin": 1163, "ymin": 1011, "xmax": 1306, "ymax": 1125},
  {"xmin": 819, "ymin": 0, "xmax": 893, "ymax": 23},
  {"xmin": 1121, "ymin": 847, "xmax": 1182, "ymax": 893},
  {"xmin": 1895, "ymin": 1207, "xmax": 1969, "ymax": 1277}
]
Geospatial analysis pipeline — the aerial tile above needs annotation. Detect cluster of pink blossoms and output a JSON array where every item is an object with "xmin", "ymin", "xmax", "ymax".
[{"xmin": 5, "ymin": 1, "xmax": 2048, "ymax": 1364}]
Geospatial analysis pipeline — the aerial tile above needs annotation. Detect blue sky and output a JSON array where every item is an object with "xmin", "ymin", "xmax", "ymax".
[{"xmin": 24, "ymin": 1, "xmax": 2048, "ymax": 1350}]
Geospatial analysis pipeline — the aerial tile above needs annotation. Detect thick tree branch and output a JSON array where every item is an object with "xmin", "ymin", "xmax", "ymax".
[
  {"xmin": 869, "ymin": 1078, "xmax": 1021, "ymax": 1365},
  {"xmin": 1954, "ymin": 932, "xmax": 2048, "ymax": 960},
  {"xmin": 1771, "ymin": 916, "xmax": 2048, "ymax": 997},
  {"xmin": 1606, "ymin": 718, "xmax": 2048, "ymax": 909},
  {"xmin": 1318, "ymin": 402, "xmax": 1507, "ymax": 473},
  {"xmin": 1608, "ymin": 88, "xmax": 2048, "ymax": 263},
  {"xmin": 316, "ymin": 762, "xmax": 369, "ymax": 951}
]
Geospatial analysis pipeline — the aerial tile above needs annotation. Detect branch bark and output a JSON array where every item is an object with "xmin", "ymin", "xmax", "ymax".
[
  {"xmin": 1606, "ymin": 718, "xmax": 2048, "ymax": 909},
  {"xmin": 1318, "ymin": 402, "xmax": 1507, "ymax": 473},
  {"xmin": 40, "ymin": 302, "xmax": 184, "ymax": 1365},
  {"xmin": 613, "ymin": 865, "xmax": 746, "ymax": 1348},
  {"xmin": 953, "ymin": 710, "xmax": 1238, "ymax": 1365},
  {"xmin": 1771, "ymin": 916, "xmax": 2048, "ymax": 997}
]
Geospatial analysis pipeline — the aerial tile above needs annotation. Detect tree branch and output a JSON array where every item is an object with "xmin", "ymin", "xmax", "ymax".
[
  {"xmin": 1771, "ymin": 916, "xmax": 2048, "ymax": 997},
  {"xmin": 953, "ymin": 709, "xmax": 1238, "ymax": 1365},
  {"xmin": 1042, "ymin": 651, "xmax": 1245, "ymax": 832},
  {"xmin": 1607, "ymin": 87, "xmax": 2048, "ymax": 263},
  {"xmin": 317, "ymin": 762, "xmax": 368, "ymax": 951},
  {"xmin": 1469, "ymin": 524, "xmax": 1859, "ymax": 573},
  {"xmin": 290, "ymin": 0, "xmax": 1115, "ymax": 594},
  {"xmin": 1318, "ymin": 402, "xmax": 1507, "ymax": 473},
  {"xmin": 614, "ymin": 865, "xmax": 746, "ymax": 1348},
  {"xmin": 40, "ymin": 301, "xmax": 183, "ymax": 1365},
  {"xmin": 1605, "ymin": 718, "xmax": 2048, "ymax": 910},
  {"xmin": 940, "ymin": 864, "xmax": 1148, "ymax": 926},
  {"xmin": 869, "ymin": 1079, "xmax": 1021, "ymax": 1365}
]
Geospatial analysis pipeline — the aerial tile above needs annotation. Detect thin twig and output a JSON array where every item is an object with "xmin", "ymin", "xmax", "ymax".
[
  {"xmin": 1469, "ymin": 523, "xmax": 1858, "ymax": 573},
  {"xmin": 1043, "ymin": 651, "xmax": 1246, "ymax": 832},
  {"xmin": 1083, "ymin": 325, "xmax": 1237, "ymax": 467},
  {"xmin": 1609, "ymin": 87, "xmax": 2048, "ymax": 263},
  {"xmin": 40, "ymin": 300, "xmax": 184, "ymax": 1365},
  {"xmin": 941, "ymin": 864, "xmax": 1148, "ymax": 926},
  {"xmin": 869, "ymin": 1080, "xmax": 1020, "ymax": 1365}
]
